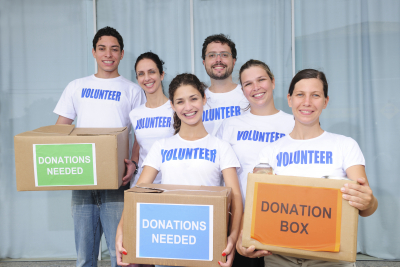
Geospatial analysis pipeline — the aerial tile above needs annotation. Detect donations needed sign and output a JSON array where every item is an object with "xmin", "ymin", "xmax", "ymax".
[
  {"xmin": 33, "ymin": 143, "xmax": 97, "ymax": 186},
  {"xmin": 136, "ymin": 203, "xmax": 213, "ymax": 261}
]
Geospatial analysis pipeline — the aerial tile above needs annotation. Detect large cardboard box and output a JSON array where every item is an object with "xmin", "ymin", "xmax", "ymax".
[
  {"xmin": 242, "ymin": 174, "xmax": 359, "ymax": 262},
  {"xmin": 123, "ymin": 184, "xmax": 232, "ymax": 267},
  {"xmin": 14, "ymin": 125, "xmax": 129, "ymax": 191}
]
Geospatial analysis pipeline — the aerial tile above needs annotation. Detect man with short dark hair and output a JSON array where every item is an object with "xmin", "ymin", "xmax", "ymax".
[
  {"xmin": 201, "ymin": 34, "xmax": 249, "ymax": 136},
  {"xmin": 54, "ymin": 26, "xmax": 145, "ymax": 267}
]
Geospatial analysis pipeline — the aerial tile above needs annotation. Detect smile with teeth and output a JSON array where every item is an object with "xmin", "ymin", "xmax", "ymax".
[
  {"xmin": 253, "ymin": 92, "xmax": 265, "ymax": 98},
  {"xmin": 184, "ymin": 111, "xmax": 196, "ymax": 117},
  {"xmin": 144, "ymin": 82, "xmax": 154, "ymax": 88},
  {"xmin": 300, "ymin": 110, "xmax": 313, "ymax": 114},
  {"xmin": 103, "ymin": 60, "xmax": 114, "ymax": 64}
]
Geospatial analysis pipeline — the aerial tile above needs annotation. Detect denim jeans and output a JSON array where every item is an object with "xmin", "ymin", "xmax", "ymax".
[{"xmin": 72, "ymin": 185, "xmax": 128, "ymax": 267}]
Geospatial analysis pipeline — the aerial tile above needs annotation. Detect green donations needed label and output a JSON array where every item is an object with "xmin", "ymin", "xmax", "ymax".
[{"xmin": 33, "ymin": 143, "xmax": 97, "ymax": 186}]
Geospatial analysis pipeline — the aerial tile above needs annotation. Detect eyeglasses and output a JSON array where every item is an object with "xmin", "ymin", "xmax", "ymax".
[{"xmin": 205, "ymin": 52, "xmax": 232, "ymax": 59}]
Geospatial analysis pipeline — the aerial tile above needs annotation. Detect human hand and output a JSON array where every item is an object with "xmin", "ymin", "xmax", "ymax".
[
  {"xmin": 115, "ymin": 231, "xmax": 130, "ymax": 266},
  {"xmin": 341, "ymin": 177, "xmax": 374, "ymax": 211},
  {"xmin": 123, "ymin": 159, "xmax": 136, "ymax": 186},
  {"xmin": 236, "ymin": 230, "xmax": 271, "ymax": 258}
]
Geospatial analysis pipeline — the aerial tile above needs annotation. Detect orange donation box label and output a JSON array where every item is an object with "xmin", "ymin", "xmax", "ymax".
[{"xmin": 251, "ymin": 182, "xmax": 342, "ymax": 252}]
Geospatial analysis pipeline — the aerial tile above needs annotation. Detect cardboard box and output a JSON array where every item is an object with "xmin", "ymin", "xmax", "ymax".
[
  {"xmin": 14, "ymin": 125, "xmax": 129, "ymax": 191},
  {"xmin": 122, "ymin": 184, "xmax": 232, "ymax": 267},
  {"xmin": 242, "ymin": 174, "xmax": 359, "ymax": 262}
]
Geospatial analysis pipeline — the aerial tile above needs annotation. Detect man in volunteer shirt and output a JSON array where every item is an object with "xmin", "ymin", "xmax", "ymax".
[
  {"xmin": 201, "ymin": 34, "xmax": 248, "ymax": 135},
  {"xmin": 54, "ymin": 26, "xmax": 145, "ymax": 267}
]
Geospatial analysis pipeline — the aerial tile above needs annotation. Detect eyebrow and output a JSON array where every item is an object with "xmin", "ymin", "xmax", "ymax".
[
  {"xmin": 97, "ymin": 44, "xmax": 120, "ymax": 48},
  {"xmin": 243, "ymin": 76, "xmax": 268, "ymax": 83},
  {"xmin": 175, "ymin": 94, "xmax": 199, "ymax": 101}
]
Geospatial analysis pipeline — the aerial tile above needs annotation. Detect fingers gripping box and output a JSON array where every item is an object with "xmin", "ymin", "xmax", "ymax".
[
  {"xmin": 14, "ymin": 125, "xmax": 129, "ymax": 191},
  {"xmin": 122, "ymin": 184, "xmax": 232, "ymax": 267},
  {"xmin": 242, "ymin": 174, "xmax": 359, "ymax": 262}
]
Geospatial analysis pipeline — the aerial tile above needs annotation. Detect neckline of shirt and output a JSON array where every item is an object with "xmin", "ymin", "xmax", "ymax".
[
  {"xmin": 205, "ymin": 84, "xmax": 241, "ymax": 96},
  {"xmin": 176, "ymin": 133, "xmax": 210, "ymax": 143},
  {"xmin": 143, "ymin": 100, "xmax": 170, "ymax": 110},
  {"xmin": 286, "ymin": 131, "xmax": 327, "ymax": 142},
  {"xmin": 91, "ymin": 74, "xmax": 123, "ymax": 81}
]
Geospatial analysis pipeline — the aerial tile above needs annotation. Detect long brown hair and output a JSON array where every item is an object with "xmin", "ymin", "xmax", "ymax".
[{"xmin": 168, "ymin": 73, "xmax": 207, "ymax": 134}]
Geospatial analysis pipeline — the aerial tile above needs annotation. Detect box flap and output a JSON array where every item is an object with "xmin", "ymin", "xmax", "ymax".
[
  {"xmin": 127, "ymin": 183, "xmax": 230, "ymax": 197},
  {"xmin": 33, "ymin": 125, "xmax": 75, "ymax": 135},
  {"xmin": 71, "ymin": 127, "xmax": 127, "ymax": 136}
]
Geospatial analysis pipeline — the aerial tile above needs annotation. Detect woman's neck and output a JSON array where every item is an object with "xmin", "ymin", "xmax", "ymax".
[
  {"xmin": 145, "ymin": 88, "xmax": 168, "ymax": 108},
  {"xmin": 178, "ymin": 121, "xmax": 208, "ymax": 141},
  {"xmin": 290, "ymin": 120, "xmax": 324, "ymax": 140},
  {"xmin": 250, "ymin": 100, "xmax": 279, "ymax": 116}
]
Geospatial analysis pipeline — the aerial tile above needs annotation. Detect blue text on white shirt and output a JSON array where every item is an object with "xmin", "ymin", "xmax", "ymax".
[
  {"xmin": 276, "ymin": 150, "xmax": 333, "ymax": 167},
  {"xmin": 161, "ymin": 148, "xmax": 217, "ymax": 163},
  {"xmin": 81, "ymin": 88, "xmax": 121, "ymax": 101},
  {"xmin": 136, "ymin": 117, "xmax": 172, "ymax": 130},
  {"xmin": 237, "ymin": 131, "xmax": 285, "ymax": 143},
  {"xmin": 202, "ymin": 106, "xmax": 241, "ymax": 122}
]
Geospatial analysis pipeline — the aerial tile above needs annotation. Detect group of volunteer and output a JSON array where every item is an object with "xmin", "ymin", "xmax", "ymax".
[{"xmin": 54, "ymin": 26, "xmax": 378, "ymax": 267}]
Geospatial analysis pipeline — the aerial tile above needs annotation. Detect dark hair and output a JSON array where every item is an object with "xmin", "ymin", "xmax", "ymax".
[
  {"xmin": 169, "ymin": 73, "xmax": 207, "ymax": 134},
  {"xmin": 239, "ymin": 59, "xmax": 274, "ymax": 85},
  {"xmin": 93, "ymin": 26, "xmax": 124, "ymax": 51},
  {"xmin": 134, "ymin": 52, "xmax": 165, "ymax": 76},
  {"xmin": 288, "ymin": 69, "xmax": 328, "ymax": 97},
  {"xmin": 202, "ymin": 34, "xmax": 237, "ymax": 60}
]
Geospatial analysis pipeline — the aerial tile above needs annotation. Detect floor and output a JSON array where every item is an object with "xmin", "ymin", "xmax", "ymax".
[{"xmin": 0, "ymin": 255, "xmax": 399, "ymax": 267}]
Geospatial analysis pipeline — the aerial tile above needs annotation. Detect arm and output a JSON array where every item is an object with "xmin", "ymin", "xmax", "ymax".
[
  {"xmin": 115, "ymin": 166, "xmax": 159, "ymax": 265},
  {"xmin": 115, "ymin": 212, "xmax": 130, "ymax": 266},
  {"xmin": 55, "ymin": 115, "xmax": 73, "ymax": 125},
  {"xmin": 219, "ymin": 167, "xmax": 243, "ymax": 267},
  {"xmin": 122, "ymin": 138, "xmax": 140, "ymax": 186},
  {"xmin": 343, "ymin": 165, "xmax": 378, "ymax": 217}
]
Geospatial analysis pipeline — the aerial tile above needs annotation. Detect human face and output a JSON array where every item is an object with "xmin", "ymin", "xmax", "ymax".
[
  {"xmin": 92, "ymin": 36, "xmax": 124, "ymax": 78},
  {"xmin": 203, "ymin": 42, "xmax": 236, "ymax": 80},
  {"xmin": 136, "ymin": 58, "xmax": 164, "ymax": 95},
  {"xmin": 171, "ymin": 85, "xmax": 206, "ymax": 126},
  {"xmin": 241, "ymin": 66, "xmax": 275, "ymax": 110},
  {"xmin": 287, "ymin": 78, "xmax": 329, "ymax": 126}
]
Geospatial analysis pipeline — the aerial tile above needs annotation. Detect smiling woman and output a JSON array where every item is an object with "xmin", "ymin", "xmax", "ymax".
[
  {"xmin": 116, "ymin": 73, "xmax": 243, "ymax": 267},
  {"xmin": 253, "ymin": 69, "xmax": 378, "ymax": 267}
]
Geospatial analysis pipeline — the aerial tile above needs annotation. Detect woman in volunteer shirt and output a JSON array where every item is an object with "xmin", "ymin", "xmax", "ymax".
[
  {"xmin": 216, "ymin": 59, "xmax": 294, "ymax": 267},
  {"xmin": 116, "ymin": 73, "xmax": 243, "ymax": 267},
  {"xmin": 238, "ymin": 69, "xmax": 378, "ymax": 266},
  {"xmin": 128, "ymin": 52, "xmax": 174, "ymax": 187}
]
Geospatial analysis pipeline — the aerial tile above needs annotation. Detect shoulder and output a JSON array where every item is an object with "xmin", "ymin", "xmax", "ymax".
[
  {"xmin": 118, "ymin": 76, "xmax": 141, "ymax": 89},
  {"xmin": 65, "ymin": 75, "xmax": 94, "ymax": 88},
  {"xmin": 323, "ymin": 131, "xmax": 357, "ymax": 144}
]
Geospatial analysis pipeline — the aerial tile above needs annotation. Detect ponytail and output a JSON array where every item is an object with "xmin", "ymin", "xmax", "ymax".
[{"xmin": 173, "ymin": 112, "xmax": 181, "ymax": 135}]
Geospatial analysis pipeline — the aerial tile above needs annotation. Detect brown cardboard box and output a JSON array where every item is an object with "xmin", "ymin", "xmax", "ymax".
[
  {"xmin": 242, "ymin": 174, "xmax": 359, "ymax": 262},
  {"xmin": 14, "ymin": 125, "xmax": 128, "ymax": 191},
  {"xmin": 122, "ymin": 184, "xmax": 231, "ymax": 267}
]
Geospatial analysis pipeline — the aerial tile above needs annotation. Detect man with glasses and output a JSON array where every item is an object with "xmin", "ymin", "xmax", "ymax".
[{"xmin": 201, "ymin": 34, "xmax": 248, "ymax": 136}]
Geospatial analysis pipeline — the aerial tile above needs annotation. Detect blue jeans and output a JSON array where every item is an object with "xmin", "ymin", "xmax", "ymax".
[{"xmin": 72, "ymin": 186, "xmax": 127, "ymax": 267}]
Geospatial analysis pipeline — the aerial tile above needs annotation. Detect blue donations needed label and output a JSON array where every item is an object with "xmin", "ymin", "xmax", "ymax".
[{"xmin": 136, "ymin": 203, "xmax": 213, "ymax": 261}]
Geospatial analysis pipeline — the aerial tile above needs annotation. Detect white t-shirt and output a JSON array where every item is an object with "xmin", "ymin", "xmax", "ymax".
[
  {"xmin": 216, "ymin": 111, "xmax": 295, "ymax": 204},
  {"xmin": 143, "ymin": 134, "xmax": 240, "ymax": 186},
  {"xmin": 54, "ymin": 75, "xmax": 145, "ymax": 128},
  {"xmin": 258, "ymin": 131, "xmax": 365, "ymax": 178},
  {"xmin": 129, "ymin": 101, "xmax": 174, "ymax": 186},
  {"xmin": 203, "ymin": 84, "xmax": 249, "ymax": 136}
]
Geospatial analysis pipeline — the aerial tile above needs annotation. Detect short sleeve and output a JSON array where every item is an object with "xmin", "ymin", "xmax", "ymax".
[
  {"xmin": 142, "ymin": 140, "xmax": 163, "ymax": 171},
  {"xmin": 342, "ymin": 137, "xmax": 365, "ymax": 170},
  {"xmin": 218, "ymin": 140, "xmax": 240, "ymax": 170},
  {"xmin": 215, "ymin": 119, "xmax": 226, "ymax": 140},
  {"xmin": 256, "ymin": 143, "xmax": 275, "ymax": 168},
  {"xmin": 53, "ymin": 82, "xmax": 77, "ymax": 120},
  {"xmin": 131, "ymin": 84, "xmax": 146, "ymax": 111}
]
